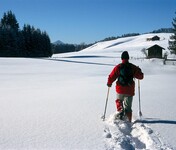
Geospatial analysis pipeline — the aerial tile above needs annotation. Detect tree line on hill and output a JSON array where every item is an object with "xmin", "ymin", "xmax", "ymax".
[
  {"xmin": 98, "ymin": 33, "xmax": 140, "ymax": 42},
  {"xmin": 98, "ymin": 28, "xmax": 174, "ymax": 43},
  {"xmin": 52, "ymin": 42, "xmax": 92, "ymax": 54},
  {"xmin": 0, "ymin": 11, "xmax": 52, "ymax": 57}
]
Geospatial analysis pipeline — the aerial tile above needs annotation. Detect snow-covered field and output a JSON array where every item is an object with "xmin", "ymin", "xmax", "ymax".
[{"xmin": 0, "ymin": 33, "xmax": 176, "ymax": 149}]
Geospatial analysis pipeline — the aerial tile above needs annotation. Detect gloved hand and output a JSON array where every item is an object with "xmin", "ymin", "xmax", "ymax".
[{"xmin": 107, "ymin": 83, "xmax": 112, "ymax": 87}]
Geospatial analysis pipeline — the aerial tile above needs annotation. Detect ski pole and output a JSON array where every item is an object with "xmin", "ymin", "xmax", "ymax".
[
  {"xmin": 101, "ymin": 87, "xmax": 110, "ymax": 121},
  {"xmin": 138, "ymin": 80, "xmax": 142, "ymax": 118}
]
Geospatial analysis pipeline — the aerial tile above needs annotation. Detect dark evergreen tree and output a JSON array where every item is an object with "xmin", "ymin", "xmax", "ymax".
[
  {"xmin": 22, "ymin": 24, "xmax": 32, "ymax": 56},
  {"xmin": 168, "ymin": 12, "xmax": 176, "ymax": 54},
  {"xmin": 0, "ymin": 26, "xmax": 8, "ymax": 56},
  {"xmin": 1, "ymin": 10, "xmax": 19, "ymax": 30},
  {"xmin": 42, "ymin": 31, "xmax": 52, "ymax": 57},
  {"xmin": 22, "ymin": 24, "xmax": 52, "ymax": 57},
  {"xmin": 0, "ymin": 11, "xmax": 20, "ymax": 56}
]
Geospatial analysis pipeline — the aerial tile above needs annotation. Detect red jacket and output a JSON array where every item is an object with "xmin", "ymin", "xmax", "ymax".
[{"xmin": 107, "ymin": 59, "xmax": 144, "ymax": 96}]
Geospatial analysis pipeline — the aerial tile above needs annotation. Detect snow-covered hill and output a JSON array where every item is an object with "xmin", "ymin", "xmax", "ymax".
[
  {"xmin": 0, "ymin": 33, "xmax": 176, "ymax": 149},
  {"xmin": 82, "ymin": 33, "xmax": 171, "ymax": 53}
]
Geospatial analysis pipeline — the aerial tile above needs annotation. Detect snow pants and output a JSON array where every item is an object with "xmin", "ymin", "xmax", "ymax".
[{"xmin": 115, "ymin": 93, "xmax": 133, "ymax": 113}]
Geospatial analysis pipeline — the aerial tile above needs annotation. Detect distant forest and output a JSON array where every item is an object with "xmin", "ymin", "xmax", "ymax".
[
  {"xmin": 0, "ymin": 11, "xmax": 52, "ymax": 57},
  {"xmin": 52, "ymin": 43, "xmax": 92, "ymax": 54},
  {"xmin": 0, "ymin": 11, "xmax": 174, "ymax": 56}
]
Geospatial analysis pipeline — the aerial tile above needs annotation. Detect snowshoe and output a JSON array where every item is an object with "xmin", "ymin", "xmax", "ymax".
[{"xmin": 115, "ymin": 111, "xmax": 126, "ymax": 120}]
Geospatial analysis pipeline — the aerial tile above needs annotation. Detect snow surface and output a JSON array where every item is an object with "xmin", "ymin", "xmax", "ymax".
[{"xmin": 0, "ymin": 33, "xmax": 176, "ymax": 149}]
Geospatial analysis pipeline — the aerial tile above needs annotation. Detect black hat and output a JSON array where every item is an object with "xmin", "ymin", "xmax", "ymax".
[{"xmin": 121, "ymin": 51, "xmax": 129, "ymax": 60}]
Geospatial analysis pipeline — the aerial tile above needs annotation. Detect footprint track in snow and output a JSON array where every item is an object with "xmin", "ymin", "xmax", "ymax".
[{"xmin": 103, "ymin": 113, "xmax": 173, "ymax": 150}]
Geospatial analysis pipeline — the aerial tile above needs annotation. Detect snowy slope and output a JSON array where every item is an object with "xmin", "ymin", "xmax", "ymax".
[
  {"xmin": 0, "ymin": 33, "xmax": 176, "ymax": 149},
  {"xmin": 82, "ymin": 33, "xmax": 170, "ymax": 52}
]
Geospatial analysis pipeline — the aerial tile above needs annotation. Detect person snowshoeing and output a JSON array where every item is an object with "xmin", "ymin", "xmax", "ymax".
[{"xmin": 107, "ymin": 51, "xmax": 144, "ymax": 122}]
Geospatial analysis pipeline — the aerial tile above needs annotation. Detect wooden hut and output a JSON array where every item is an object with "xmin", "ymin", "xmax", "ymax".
[
  {"xmin": 151, "ymin": 36, "xmax": 160, "ymax": 41},
  {"xmin": 146, "ymin": 44, "xmax": 165, "ymax": 58},
  {"xmin": 146, "ymin": 35, "xmax": 160, "ymax": 41}
]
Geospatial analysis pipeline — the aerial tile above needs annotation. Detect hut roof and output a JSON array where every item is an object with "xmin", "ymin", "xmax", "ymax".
[
  {"xmin": 152, "ymin": 35, "xmax": 160, "ymax": 39},
  {"xmin": 146, "ymin": 44, "xmax": 165, "ymax": 50}
]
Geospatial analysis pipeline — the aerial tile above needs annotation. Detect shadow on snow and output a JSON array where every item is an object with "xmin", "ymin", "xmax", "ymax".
[
  {"xmin": 134, "ymin": 118, "xmax": 176, "ymax": 125},
  {"xmin": 46, "ymin": 58, "xmax": 115, "ymax": 66}
]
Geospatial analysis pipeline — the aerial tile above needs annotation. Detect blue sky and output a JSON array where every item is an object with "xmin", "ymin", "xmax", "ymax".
[{"xmin": 0, "ymin": 0, "xmax": 176, "ymax": 44}]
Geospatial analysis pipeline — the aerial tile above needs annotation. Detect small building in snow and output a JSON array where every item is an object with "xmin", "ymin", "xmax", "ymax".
[
  {"xmin": 146, "ymin": 35, "xmax": 160, "ymax": 41},
  {"xmin": 146, "ymin": 44, "xmax": 165, "ymax": 58}
]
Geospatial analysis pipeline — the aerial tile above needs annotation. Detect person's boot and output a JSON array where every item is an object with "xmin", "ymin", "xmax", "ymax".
[{"xmin": 126, "ymin": 112, "xmax": 132, "ymax": 122}]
